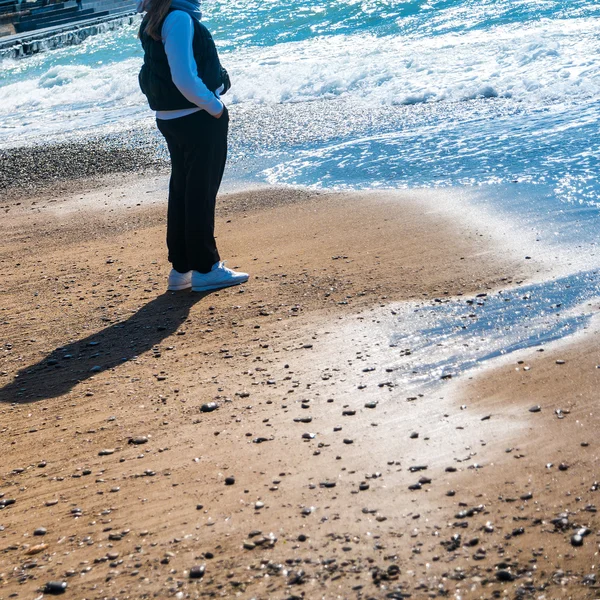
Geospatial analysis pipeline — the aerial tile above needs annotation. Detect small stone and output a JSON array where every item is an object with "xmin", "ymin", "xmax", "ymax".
[
  {"xmin": 529, "ymin": 405, "xmax": 541, "ymax": 413},
  {"xmin": 558, "ymin": 463, "xmax": 570, "ymax": 471},
  {"xmin": 189, "ymin": 565, "xmax": 205, "ymax": 579},
  {"xmin": 33, "ymin": 527, "xmax": 47, "ymax": 536},
  {"xmin": 343, "ymin": 438, "xmax": 354, "ymax": 444},
  {"xmin": 225, "ymin": 476, "xmax": 235, "ymax": 485},
  {"xmin": 520, "ymin": 492, "xmax": 533, "ymax": 500},
  {"xmin": 255, "ymin": 501, "xmax": 264, "ymax": 509},
  {"xmin": 98, "ymin": 449, "xmax": 115, "ymax": 456},
  {"xmin": 25, "ymin": 543, "xmax": 48, "ymax": 555},
  {"xmin": 359, "ymin": 482, "xmax": 369, "ymax": 491},
  {"xmin": 571, "ymin": 533, "xmax": 584, "ymax": 546},
  {"xmin": 243, "ymin": 541, "xmax": 256, "ymax": 550},
  {"xmin": 294, "ymin": 416, "xmax": 312, "ymax": 423},
  {"xmin": 496, "ymin": 570, "xmax": 515, "ymax": 582},
  {"xmin": 364, "ymin": 402, "xmax": 377, "ymax": 409},
  {"xmin": 201, "ymin": 402, "xmax": 219, "ymax": 413},
  {"xmin": 129, "ymin": 436, "xmax": 148, "ymax": 445},
  {"xmin": 43, "ymin": 581, "xmax": 67, "ymax": 594},
  {"xmin": 248, "ymin": 530, "xmax": 262, "ymax": 538},
  {"xmin": 410, "ymin": 432, "xmax": 419, "ymax": 439}
]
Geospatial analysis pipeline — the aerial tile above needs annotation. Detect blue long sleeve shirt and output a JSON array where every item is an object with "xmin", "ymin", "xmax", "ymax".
[{"xmin": 155, "ymin": 10, "xmax": 224, "ymax": 120}]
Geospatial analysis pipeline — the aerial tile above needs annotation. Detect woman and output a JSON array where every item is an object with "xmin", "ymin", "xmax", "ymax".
[{"xmin": 138, "ymin": 0, "xmax": 248, "ymax": 292}]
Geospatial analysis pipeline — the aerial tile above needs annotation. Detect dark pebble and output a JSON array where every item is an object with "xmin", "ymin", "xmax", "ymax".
[
  {"xmin": 201, "ymin": 402, "xmax": 219, "ymax": 413},
  {"xmin": 43, "ymin": 581, "xmax": 67, "ymax": 595},
  {"xmin": 129, "ymin": 436, "xmax": 148, "ymax": 445},
  {"xmin": 189, "ymin": 565, "xmax": 206, "ymax": 579},
  {"xmin": 225, "ymin": 477, "xmax": 235, "ymax": 485},
  {"xmin": 571, "ymin": 534, "xmax": 584, "ymax": 547}
]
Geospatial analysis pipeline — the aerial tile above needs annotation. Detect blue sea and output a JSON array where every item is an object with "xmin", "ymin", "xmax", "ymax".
[{"xmin": 1, "ymin": 0, "xmax": 599, "ymax": 381}]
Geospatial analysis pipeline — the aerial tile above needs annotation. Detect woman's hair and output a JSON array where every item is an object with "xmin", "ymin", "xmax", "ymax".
[{"xmin": 143, "ymin": 0, "xmax": 172, "ymax": 40}]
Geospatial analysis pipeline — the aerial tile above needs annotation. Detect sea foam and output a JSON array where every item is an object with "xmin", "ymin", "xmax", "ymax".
[{"xmin": 0, "ymin": 14, "xmax": 598, "ymax": 145}]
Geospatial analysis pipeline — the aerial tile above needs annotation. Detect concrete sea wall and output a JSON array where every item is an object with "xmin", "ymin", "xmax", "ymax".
[{"xmin": 0, "ymin": 12, "xmax": 138, "ymax": 59}]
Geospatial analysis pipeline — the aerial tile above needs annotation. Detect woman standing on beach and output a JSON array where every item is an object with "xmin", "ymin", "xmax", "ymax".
[{"xmin": 137, "ymin": 0, "xmax": 248, "ymax": 292}]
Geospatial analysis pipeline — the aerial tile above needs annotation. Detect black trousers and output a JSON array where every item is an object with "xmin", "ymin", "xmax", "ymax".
[{"xmin": 156, "ymin": 108, "xmax": 228, "ymax": 274}]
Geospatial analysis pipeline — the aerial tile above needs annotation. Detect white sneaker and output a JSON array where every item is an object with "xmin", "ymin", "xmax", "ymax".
[
  {"xmin": 167, "ymin": 269, "xmax": 192, "ymax": 291},
  {"xmin": 191, "ymin": 261, "xmax": 249, "ymax": 292}
]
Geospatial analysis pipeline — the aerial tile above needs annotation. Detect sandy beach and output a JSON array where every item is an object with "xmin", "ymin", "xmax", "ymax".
[{"xmin": 0, "ymin": 175, "xmax": 597, "ymax": 599}]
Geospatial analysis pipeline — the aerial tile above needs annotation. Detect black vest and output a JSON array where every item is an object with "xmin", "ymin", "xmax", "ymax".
[{"xmin": 138, "ymin": 11, "xmax": 228, "ymax": 111}]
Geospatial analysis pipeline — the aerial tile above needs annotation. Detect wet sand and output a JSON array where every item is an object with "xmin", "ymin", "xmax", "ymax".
[{"xmin": 0, "ymin": 177, "xmax": 598, "ymax": 599}]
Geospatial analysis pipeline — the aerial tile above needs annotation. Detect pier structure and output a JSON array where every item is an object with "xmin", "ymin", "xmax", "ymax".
[{"xmin": 0, "ymin": 0, "xmax": 137, "ymax": 57}]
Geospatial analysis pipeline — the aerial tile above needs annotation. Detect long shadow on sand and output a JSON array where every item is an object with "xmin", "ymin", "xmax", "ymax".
[{"xmin": 0, "ymin": 292, "xmax": 207, "ymax": 404}]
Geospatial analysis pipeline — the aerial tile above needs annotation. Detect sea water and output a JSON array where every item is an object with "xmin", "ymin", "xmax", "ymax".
[{"xmin": 1, "ymin": 0, "xmax": 599, "ymax": 380}]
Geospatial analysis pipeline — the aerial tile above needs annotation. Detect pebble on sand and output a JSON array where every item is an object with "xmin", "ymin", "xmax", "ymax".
[
  {"xmin": 43, "ymin": 581, "xmax": 67, "ymax": 595},
  {"xmin": 189, "ymin": 565, "xmax": 206, "ymax": 579},
  {"xmin": 128, "ymin": 436, "xmax": 148, "ymax": 445}
]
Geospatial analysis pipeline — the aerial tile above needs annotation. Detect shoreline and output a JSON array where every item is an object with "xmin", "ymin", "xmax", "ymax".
[{"xmin": 0, "ymin": 178, "xmax": 598, "ymax": 599}]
